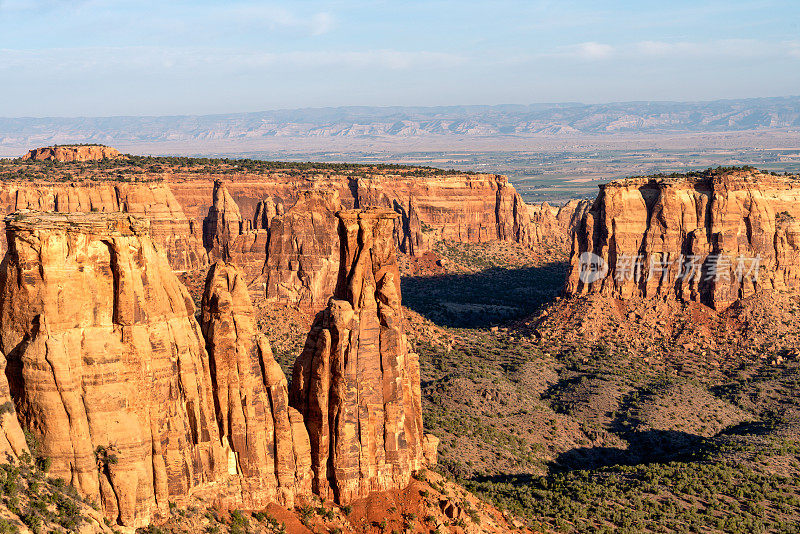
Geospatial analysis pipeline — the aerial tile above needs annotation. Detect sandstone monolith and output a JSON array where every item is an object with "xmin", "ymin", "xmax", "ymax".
[
  {"xmin": 290, "ymin": 208, "xmax": 428, "ymax": 503},
  {"xmin": 0, "ymin": 211, "xmax": 224, "ymax": 527},
  {"xmin": 200, "ymin": 261, "xmax": 312, "ymax": 507}
]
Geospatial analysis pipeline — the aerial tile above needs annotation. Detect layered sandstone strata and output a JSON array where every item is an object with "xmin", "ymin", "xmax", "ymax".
[
  {"xmin": 189, "ymin": 173, "xmax": 577, "ymax": 306},
  {"xmin": 290, "ymin": 208, "xmax": 427, "ymax": 503},
  {"xmin": 0, "ymin": 182, "xmax": 206, "ymax": 271},
  {"xmin": 200, "ymin": 262, "xmax": 311, "ymax": 507},
  {"xmin": 0, "ymin": 211, "xmax": 224, "ymax": 526},
  {"xmin": 168, "ymin": 172, "xmax": 550, "ymax": 253},
  {"xmin": 566, "ymin": 170, "xmax": 800, "ymax": 309},
  {"xmin": 264, "ymin": 190, "xmax": 343, "ymax": 308},
  {"xmin": 23, "ymin": 145, "xmax": 122, "ymax": 162}
]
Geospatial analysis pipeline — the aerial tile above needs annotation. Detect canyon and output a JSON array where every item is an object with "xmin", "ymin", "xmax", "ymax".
[
  {"xmin": 0, "ymin": 207, "xmax": 437, "ymax": 529},
  {"xmin": 4, "ymin": 150, "xmax": 799, "ymax": 532},
  {"xmin": 0, "ymin": 153, "xmax": 579, "ymax": 310}
]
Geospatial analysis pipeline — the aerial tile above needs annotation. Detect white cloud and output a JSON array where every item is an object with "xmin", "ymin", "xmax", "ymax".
[
  {"xmin": 310, "ymin": 12, "xmax": 335, "ymax": 36},
  {"xmin": 543, "ymin": 39, "xmax": 800, "ymax": 62},
  {"xmin": 548, "ymin": 42, "xmax": 615, "ymax": 60}
]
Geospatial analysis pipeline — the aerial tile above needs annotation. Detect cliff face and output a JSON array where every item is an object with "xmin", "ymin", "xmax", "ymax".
[
  {"xmin": 264, "ymin": 190, "xmax": 343, "ymax": 308},
  {"xmin": 200, "ymin": 262, "xmax": 312, "ymax": 508},
  {"xmin": 566, "ymin": 171, "xmax": 800, "ymax": 309},
  {"xmin": 203, "ymin": 179, "xmax": 247, "ymax": 259},
  {"xmin": 0, "ymin": 182, "xmax": 206, "ymax": 272},
  {"xmin": 22, "ymin": 145, "xmax": 122, "ymax": 162},
  {"xmin": 0, "ymin": 212, "xmax": 223, "ymax": 526},
  {"xmin": 188, "ymin": 172, "xmax": 575, "ymax": 306},
  {"xmin": 290, "ymin": 208, "xmax": 428, "ymax": 503},
  {"xmin": 169, "ymin": 172, "xmax": 550, "ymax": 253},
  {"xmin": 0, "ymin": 351, "xmax": 28, "ymax": 461}
]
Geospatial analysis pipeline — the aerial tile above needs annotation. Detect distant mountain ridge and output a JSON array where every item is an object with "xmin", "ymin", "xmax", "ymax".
[{"xmin": 1, "ymin": 97, "xmax": 798, "ymax": 148}]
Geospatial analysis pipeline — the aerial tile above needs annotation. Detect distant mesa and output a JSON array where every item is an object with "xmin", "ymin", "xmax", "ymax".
[{"xmin": 22, "ymin": 144, "xmax": 122, "ymax": 162}]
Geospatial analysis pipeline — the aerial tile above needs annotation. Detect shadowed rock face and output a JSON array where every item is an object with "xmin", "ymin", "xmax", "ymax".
[
  {"xmin": 22, "ymin": 145, "xmax": 121, "ymax": 162},
  {"xmin": 0, "ymin": 211, "xmax": 225, "ymax": 527},
  {"xmin": 203, "ymin": 179, "xmax": 246, "ymax": 259},
  {"xmin": 566, "ymin": 171, "xmax": 800, "ymax": 309},
  {"xmin": 290, "ymin": 208, "xmax": 428, "ymax": 503},
  {"xmin": 0, "ymin": 351, "xmax": 28, "ymax": 462},
  {"xmin": 200, "ymin": 261, "xmax": 312, "ymax": 508}
]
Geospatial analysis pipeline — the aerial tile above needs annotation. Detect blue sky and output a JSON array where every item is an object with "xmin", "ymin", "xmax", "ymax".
[{"xmin": 0, "ymin": 0, "xmax": 798, "ymax": 116}]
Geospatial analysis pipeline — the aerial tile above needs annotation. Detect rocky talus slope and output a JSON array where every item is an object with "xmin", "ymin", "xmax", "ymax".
[
  {"xmin": 22, "ymin": 145, "xmax": 121, "ymax": 162},
  {"xmin": 567, "ymin": 169, "xmax": 800, "ymax": 309},
  {"xmin": 290, "ymin": 208, "xmax": 433, "ymax": 503}
]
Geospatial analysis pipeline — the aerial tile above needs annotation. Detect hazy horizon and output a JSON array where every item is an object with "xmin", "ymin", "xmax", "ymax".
[{"xmin": 1, "ymin": 95, "xmax": 800, "ymax": 120}]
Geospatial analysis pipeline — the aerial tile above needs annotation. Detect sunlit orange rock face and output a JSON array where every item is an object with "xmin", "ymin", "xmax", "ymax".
[
  {"xmin": 0, "ymin": 207, "xmax": 439, "ymax": 526},
  {"xmin": 566, "ymin": 170, "xmax": 800, "ymax": 309},
  {"xmin": 196, "ymin": 174, "xmax": 578, "ymax": 308},
  {"xmin": 0, "ymin": 211, "xmax": 224, "ymax": 527},
  {"xmin": 0, "ymin": 182, "xmax": 206, "ymax": 271},
  {"xmin": 199, "ymin": 261, "xmax": 312, "ymax": 508},
  {"xmin": 22, "ymin": 145, "xmax": 122, "ymax": 162},
  {"xmin": 0, "ymin": 212, "xmax": 314, "ymax": 527},
  {"xmin": 290, "ymin": 208, "xmax": 431, "ymax": 503}
]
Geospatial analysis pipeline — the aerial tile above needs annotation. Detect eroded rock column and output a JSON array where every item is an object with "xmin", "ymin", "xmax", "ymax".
[
  {"xmin": 290, "ymin": 208, "xmax": 428, "ymax": 503},
  {"xmin": 200, "ymin": 261, "xmax": 312, "ymax": 507}
]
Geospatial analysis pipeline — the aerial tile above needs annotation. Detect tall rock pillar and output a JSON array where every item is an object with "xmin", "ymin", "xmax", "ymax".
[
  {"xmin": 200, "ymin": 261, "xmax": 312, "ymax": 508},
  {"xmin": 0, "ymin": 211, "xmax": 225, "ymax": 527},
  {"xmin": 290, "ymin": 208, "xmax": 428, "ymax": 503}
]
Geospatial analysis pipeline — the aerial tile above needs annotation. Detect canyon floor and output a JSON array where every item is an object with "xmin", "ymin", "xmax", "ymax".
[
  {"xmin": 219, "ymin": 238, "xmax": 800, "ymax": 534},
  {"xmin": 175, "ymin": 235, "xmax": 800, "ymax": 533}
]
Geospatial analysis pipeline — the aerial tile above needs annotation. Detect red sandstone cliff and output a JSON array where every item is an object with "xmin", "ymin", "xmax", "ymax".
[
  {"xmin": 264, "ymin": 190, "xmax": 343, "ymax": 308},
  {"xmin": 0, "ymin": 212, "xmax": 224, "ymax": 526},
  {"xmin": 0, "ymin": 182, "xmax": 207, "ymax": 271},
  {"xmin": 171, "ymin": 172, "xmax": 554, "ymax": 254},
  {"xmin": 195, "ymin": 173, "xmax": 578, "ymax": 307},
  {"xmin": 566, "ymin": 170, "xmax": 800, "ymax": 309},
  {"xmin": 0, "ymin": 207, "xmax": 439, "ymax": 525}
]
